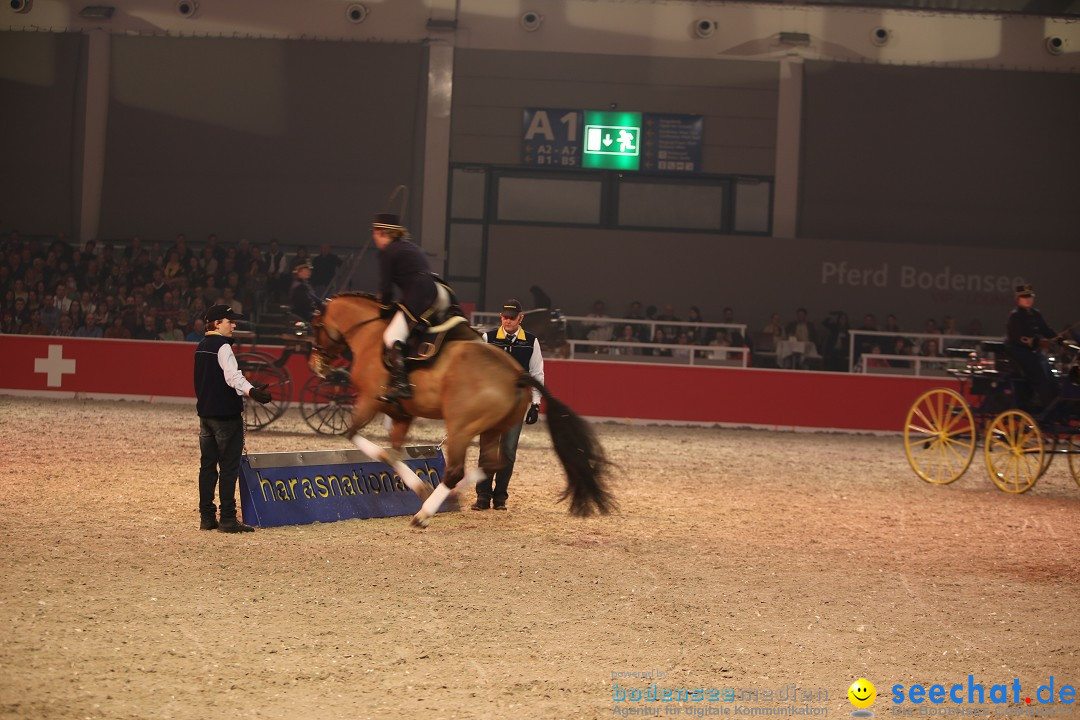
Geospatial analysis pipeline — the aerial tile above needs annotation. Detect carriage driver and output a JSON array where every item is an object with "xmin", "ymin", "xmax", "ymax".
[
  {"xmin": 472, "ymin": 299, "xmax": 544, "ymax": 511},
  {"xmin": 372, "ymin": 212, "xmax": 453, "ymax": 404},
  {"xmin": 1005, "ymin": 283, "xmax": 1059, "ymax": 408}
]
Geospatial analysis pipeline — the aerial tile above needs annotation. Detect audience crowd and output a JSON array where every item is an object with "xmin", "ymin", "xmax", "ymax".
[
  {"xmin": 0, "ymin": 231, "xmax": 340, "ymax": 343},
  {"xmin": 1, "ymin": 231, "xmax": 992, "ymax": 373},
  {"xmin": 567, "ymin": 299, "xmax": 991, "ymax": 372}
]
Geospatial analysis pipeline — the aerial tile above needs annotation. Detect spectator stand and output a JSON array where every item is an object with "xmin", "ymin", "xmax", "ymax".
[
  {"xmin": 850, "ymin": 329, "xmax": 1002, "ymax": 377},
  {"xmin": 471, "ymin": 311, "xmax": 750, "ymax": 367}
]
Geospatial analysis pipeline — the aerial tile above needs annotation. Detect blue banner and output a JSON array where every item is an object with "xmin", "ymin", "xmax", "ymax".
[
  {"xmin": 641, "ymin": 113, "xmax": 704, "ymax": 173},
  {"xmin": 238, "ymin": 447, "xmax": 445, "ymax": 528}
]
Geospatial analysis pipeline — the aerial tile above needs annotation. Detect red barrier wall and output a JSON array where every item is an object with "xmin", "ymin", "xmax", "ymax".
[{"xmin": 1, "ymin": 336, "xmax": 958, "ymax": 432}]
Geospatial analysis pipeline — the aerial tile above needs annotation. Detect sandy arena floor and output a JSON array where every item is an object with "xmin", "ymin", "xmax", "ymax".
[{"xmin": 1, "ymin": 396, "xmax": 1078, "ymax": 720}]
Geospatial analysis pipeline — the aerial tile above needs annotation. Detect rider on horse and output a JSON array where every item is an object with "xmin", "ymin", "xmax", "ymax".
[{"xmin": 372, "ymin": 212, "xmax": 454, "ymax": 404}]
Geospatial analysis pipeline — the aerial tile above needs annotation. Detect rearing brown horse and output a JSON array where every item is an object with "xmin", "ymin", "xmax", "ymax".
[{"xmin": 309, "ymin": 293, "xmax": 614, "ymax": 527}]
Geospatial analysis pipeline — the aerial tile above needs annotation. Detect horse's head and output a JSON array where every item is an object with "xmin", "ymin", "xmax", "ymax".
[
  {"xmin": 308, "ymin": 307, "xmax": 344, "ymax": 379},
  {"xmin": 308, "ymin": 293, "xmax": 387, "ymax": 378}
]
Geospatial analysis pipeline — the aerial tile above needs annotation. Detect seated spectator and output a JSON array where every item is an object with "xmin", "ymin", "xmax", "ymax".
[
  {"xmin": 162, "ymin": 250, "xmax": 184, "ymax": 285},
  {"xmin": 786, "ymin": 308, "xmax": 817, "ymax": 344},
  {"xmin": 941, "ymin": 316, "xmax": 959, "ymax": 337},
  {"xmin": 708, "ymin": 330, "xmax": 732, "ymax": 360},
  {"xmin": 22, "ymin": 310, "xmax": 49, "ymax": 336},
  {"xmin": 39, "ymin": 294, "xmax": 60, "ymax": 333},
  {"xmin": 51, "ymin": 314, "xmax": 76, "ymax": 336},
  {"xmin": 891, "ymin": 337, "xmax": 914, "ymax": 368},
  {"xmin": 133, "ymin": 313, "xmax": 159, "ymax": 340},
  {"xmin": 611, "ymin": 324, "xmax": 640, "ymax": 355},
  {"xmin": 584, "ymin": 300, "xmax": 614, "ymax": 350},
  {"xmin": 654, "ymin": 304, "xmax": 680, "ymax": 336},
  {"xmin": 686, "ymin": 306, "xmax": 706, "ymax": 343},
  {"xmin": 721, "ymin": 307, "xmax": 744, "ymax": 347},
  {"xmin": 221, "ymin": 286, "xmax": 243, "ymax": 315},
  {"xmin": 11, "ymin": 297, "xmax": 29, "ymax": 329},
  {"xmin": 67, "ymin": 300, "xmax": 84, "ymax": 329},
  {"xmin": 185, "ymin": 318, "xmax": 206, "ymax": 342},
  {"xmin": 650, "ymin": 328, "xmax": 673, "ymax": 357},
  {"xmin": 104, "ymin": 316, "xmax": 132, "ymax": 339},
  {"xmin": 864, "ymin": 344, "xmax": 891, "ymax": 369},
  {"xmin": 75, "ymin": 314, "xmax": 103, "ymax": 338},
  {"xmin": 158, "ymin": 316, "xmax": 184, "ymax": 342},
  {"xmin": 672, "ymin": 332, "xmax": 693, "ymax": 360},
  {"xmin": 762, "ymin": 313, "xmax": 784, "ymax": 344},
  {"xmin": 0, "ymin": 311, "xmax": 16, "ymax": 334}
]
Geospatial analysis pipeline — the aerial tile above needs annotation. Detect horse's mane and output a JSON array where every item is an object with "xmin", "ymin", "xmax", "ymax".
[{"xmin": 331, "ymin": 291, "xmax": 383, "ymax": 304}]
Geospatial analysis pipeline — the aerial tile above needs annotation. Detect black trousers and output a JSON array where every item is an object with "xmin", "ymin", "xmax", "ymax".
[
  {"xmin": 475, "ymin": 421, "xmax": 524, "ymax": 504},
  {"xmin": 1012, "ymin": 349, "xmax": 1059, "ymax": 409},
  {"xmin": 198, "ymin": 415, "xmax": 244, "ymax": 517}
]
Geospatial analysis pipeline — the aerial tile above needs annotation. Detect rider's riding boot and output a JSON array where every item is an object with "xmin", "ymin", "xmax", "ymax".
[{"xmin": 380, "ymin": 341, "xmax": 413, "ymax": 403}]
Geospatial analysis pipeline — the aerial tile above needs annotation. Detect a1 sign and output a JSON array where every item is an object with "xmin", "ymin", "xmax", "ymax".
[
  {"xmin": 522, "ymin": 108, "xmax": 582, "ymax": 167},
  {"xmin": 582, "ymin": 110, "xmax": 641, "ymax": 170}
]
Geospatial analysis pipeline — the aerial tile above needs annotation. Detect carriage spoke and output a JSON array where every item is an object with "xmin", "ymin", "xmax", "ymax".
[{"xmin": 912, "ymin": 406, "xmax": 938, "ymax": 434}]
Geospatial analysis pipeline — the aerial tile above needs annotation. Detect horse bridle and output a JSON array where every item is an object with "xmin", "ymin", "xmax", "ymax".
[{"xmin": 309, "ymin": 310, "xmax": 383, "ymax": 364}]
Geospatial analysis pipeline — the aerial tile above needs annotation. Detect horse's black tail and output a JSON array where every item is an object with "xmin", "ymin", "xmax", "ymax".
[{"xmin": 518, "ymin": 375, "xmax": 616, "ymax": 517}]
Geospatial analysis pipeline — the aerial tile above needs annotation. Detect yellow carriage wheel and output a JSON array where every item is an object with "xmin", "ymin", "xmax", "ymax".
[
  {"xmin": 984, "ymin": 410, "xmax": 1044, "ymax": 494},
  {"xmin": 1068, "ymin": 436, "xmax": 1080, "ymax": 489},
  {"xmin": 904, "ymin": 388, "xmax": 976, "ymax": 485}
]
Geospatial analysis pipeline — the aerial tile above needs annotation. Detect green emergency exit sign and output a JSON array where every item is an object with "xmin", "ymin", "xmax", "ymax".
[{"xmin": 582, "ymin": 111, "xmax": 641, "ymax": 170}]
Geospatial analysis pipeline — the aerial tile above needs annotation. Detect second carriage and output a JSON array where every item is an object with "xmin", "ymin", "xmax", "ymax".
[
  {"xmin": 233, "ymin": 323, "xmax": 357, "ymax": 436},
  {"xmin": 903, "ymin": 340, "xmax": 1080, "ymax": 493}
]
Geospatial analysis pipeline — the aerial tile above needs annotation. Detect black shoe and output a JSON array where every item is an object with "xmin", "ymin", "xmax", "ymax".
[
  {"xmin": 471, "ymin": 499, "xmax": 491, "ymax": 511},
  {"xmin": 492, "ymin": 502, "xmax": 507, "ymax": 511},
  {"xmin": 218, "ymin": 517, "xmax": 255, "ymax": 533},
  {"xmin": 200, "ymin": 515, "xmax": 219, "ymax": 531}
]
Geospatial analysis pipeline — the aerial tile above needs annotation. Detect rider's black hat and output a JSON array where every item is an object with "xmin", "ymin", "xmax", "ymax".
[
  {"xmin": 372, "ymin": 213, "xmax": 405, "ymax": 231},
  {"xmin": 1015, "ymin": 284, "xmax": 1035, "ymax": 298}
]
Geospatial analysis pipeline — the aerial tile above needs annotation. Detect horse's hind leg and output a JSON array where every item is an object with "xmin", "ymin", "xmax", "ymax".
[{"xmin": 411, "ymin": 432, "xmax": 484, "ymax": 528}]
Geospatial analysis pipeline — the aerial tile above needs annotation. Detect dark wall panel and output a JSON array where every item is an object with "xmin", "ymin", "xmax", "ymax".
[
  {"xmin": 452, "ymin": 49, "xmax": 778, "ymax": 175},
  {"xmin": 99, "ymin": 37, "xmax": 425, "ymax": 245},
  {"xmin": 0, "ymin": 32, "xmax": 81, "ymax": 236},
  {"xmin": 800, "ymin": 61, "xmax": 1080, "ymax": 250}
]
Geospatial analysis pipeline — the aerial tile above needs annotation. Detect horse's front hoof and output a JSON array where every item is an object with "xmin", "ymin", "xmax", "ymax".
[{"xmin": 410, "ymin": 513, "xmax": 431, "ymax": 529}]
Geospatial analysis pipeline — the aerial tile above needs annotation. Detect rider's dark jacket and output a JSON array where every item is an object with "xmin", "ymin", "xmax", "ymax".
[{"xmin": 378, "ymin": 238, "xmax": 437, "ymax": 321}]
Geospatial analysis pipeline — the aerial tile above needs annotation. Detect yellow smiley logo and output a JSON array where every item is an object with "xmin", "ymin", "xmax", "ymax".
[{"xmin": 848, "ymin": 678, "xmax": 877, "ymax": 709}]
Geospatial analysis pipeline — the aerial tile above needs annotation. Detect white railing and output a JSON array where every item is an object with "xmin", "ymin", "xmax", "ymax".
[
  {"xmin": 847, "ymin": 330, "xmax": 1001, "ymax": 374},
  {"xmin": 566, "ymin": 339, "xmax": 750, "ymax": 367},
  {"xmin": 856, "ymin": 353, "xmax": 953, "ymax": 377},
  {"xmin": 470, "ymin": 312, "xmax": 748, "ymax": 343}
]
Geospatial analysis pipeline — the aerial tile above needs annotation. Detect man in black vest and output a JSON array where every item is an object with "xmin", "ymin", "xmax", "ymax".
[
  {"xmin": 473, "ymin": 299, "xmax": 544, "ymax": 511},
  {"xmin": 194, "ymin": 304, "xmax": 272, "ymax": 532},
  {"xmin": 1005, "ymin": 283, "xmax": 1059, "ymax": 409}
]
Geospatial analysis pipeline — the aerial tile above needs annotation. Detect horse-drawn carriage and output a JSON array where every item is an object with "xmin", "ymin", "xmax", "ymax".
[
  {"xmin": 233, "ymin": 312, "xmax": 357, "ymax": 435},
  {"xmin": 903, "ymin": 339, "xmax": 1080, "ymax": 493}
]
